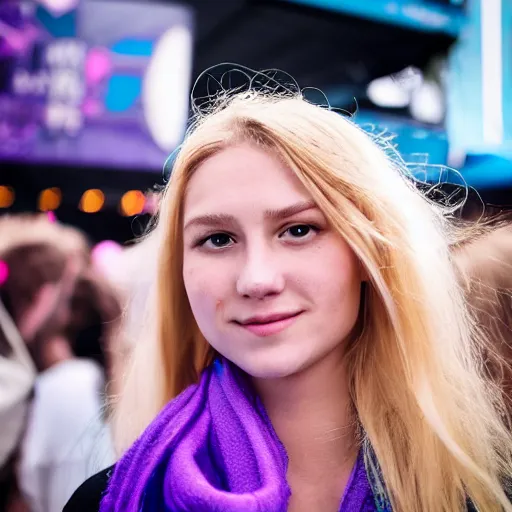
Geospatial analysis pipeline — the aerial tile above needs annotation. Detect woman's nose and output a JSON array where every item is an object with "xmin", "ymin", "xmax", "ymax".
[{"xmin": 235, "ymin": 247, "xmax": 285, "ymax": 300}]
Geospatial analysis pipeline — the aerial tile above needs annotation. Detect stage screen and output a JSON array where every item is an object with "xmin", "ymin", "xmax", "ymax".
[{"xmin": 0, "ymin": 0, "xmax": 193, "ymax": 171}]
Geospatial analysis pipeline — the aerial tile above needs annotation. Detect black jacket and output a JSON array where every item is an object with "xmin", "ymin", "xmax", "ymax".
[
  {"xmin": 64, "ymin": 466, "xmax": 112, "ymax": 512},
  {"xmin": 64, "ymin": 465, "xmax": 507, "ymax": 512}
]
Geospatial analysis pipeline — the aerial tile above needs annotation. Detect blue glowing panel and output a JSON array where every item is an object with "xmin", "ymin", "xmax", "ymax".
[{"xmin": 277, "ymin": 0, "xmax": 466, "ymax": 36}]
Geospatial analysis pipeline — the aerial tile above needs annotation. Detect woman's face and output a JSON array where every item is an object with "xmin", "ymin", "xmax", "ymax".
[{"xmin": 182, "ymin": 143, "xmax": 362, "ymax": 378}]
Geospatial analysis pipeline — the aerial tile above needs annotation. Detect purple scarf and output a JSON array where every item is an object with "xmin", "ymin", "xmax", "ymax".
[{"xmin": 100, "ymin": 358, "xmax": 377, "ymax": 511}]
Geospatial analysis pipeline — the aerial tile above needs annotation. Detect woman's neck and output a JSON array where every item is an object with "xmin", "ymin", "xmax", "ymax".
[{"xmin": 253, "ymin": 348, "xmax": 358, "ymax": 510}]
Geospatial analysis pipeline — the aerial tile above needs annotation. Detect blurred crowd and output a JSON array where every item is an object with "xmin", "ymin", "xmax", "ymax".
[
  {"xmin": 455, "ymin": 221, "xmax": 512, "ymax": 407},
  {"xmin": 0, "ymin": 208, "xmax": 512, "ymax": 512},
  {"xmin": 0, "ymin": 213, "xmax": 145, "ymax": 512}
]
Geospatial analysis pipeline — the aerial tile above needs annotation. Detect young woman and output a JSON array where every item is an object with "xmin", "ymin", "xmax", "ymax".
[{"xmin": 67, "ymin": 91, "xmax": 512, "ymax": 512}]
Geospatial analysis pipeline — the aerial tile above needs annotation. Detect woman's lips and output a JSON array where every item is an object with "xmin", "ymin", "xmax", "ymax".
[{"xmin": 235, "ymin": 311, "xmax": 303, "ymax": 337}]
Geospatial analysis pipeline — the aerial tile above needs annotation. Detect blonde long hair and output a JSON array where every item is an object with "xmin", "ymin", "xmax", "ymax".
[{"xmin": 114, "ymin": 91, "xmax": 512, "ymax": 512}]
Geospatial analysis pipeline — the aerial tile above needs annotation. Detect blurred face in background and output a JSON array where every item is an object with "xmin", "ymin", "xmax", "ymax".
[
  {"xmin": 2, "ymin": 244, "xmax": 69, "ymax": 343},
  {"xmin": 0, "ymin": 244, "xmax": 84, "ymax": 373},
  {"xmin": 182, "ymin": 143, "xmax": 362, "ymax": 379}
]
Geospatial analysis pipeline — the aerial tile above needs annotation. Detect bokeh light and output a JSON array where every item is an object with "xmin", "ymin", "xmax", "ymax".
[
  {"xmin": 120, "ymin": 190, "xmax": 146, "ymax": 217},
  {"xmin": 0, "ymin": 261, "xmax": 9, "ymax": 286},
  {"xmin": 91, "ymin": 240, "xmax": 123, "ymax": 278},
  {"xmin": 38, "ymin": 187, "xmax": 62, "ymax": 211},
  {"xmin": 0, "ymin": 186, "xmax": 15, "ymax": 208},
  {"xmin": 79, "ymin": 189, "xmax": 105, "ymax": 213}
]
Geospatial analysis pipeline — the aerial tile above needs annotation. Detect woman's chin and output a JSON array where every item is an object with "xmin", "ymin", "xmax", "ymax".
[{"xmin": 233, "ymin": 352, "xmax": 309, "ymax": 381}]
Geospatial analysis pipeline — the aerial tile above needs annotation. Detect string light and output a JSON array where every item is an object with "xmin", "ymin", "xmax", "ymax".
[
  {"xmin": 38, "ymin": 187, "xmax": 62, "ymax": 211},
  {"xmin": 0, "ymin": 186, "xmax": 15, "ymax": 208},
  {"xmin": 120, "ymin": 190, "xmax": 146, "ymax": 217},
  {"xmin": 79, "ymin": 189, "xmax": 105, "ymax": 213}
]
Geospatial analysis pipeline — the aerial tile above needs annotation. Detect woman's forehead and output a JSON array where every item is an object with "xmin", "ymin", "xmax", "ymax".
[{"xmin": 183, "ymin": 144, "xmax": 312, "ymax": 218}]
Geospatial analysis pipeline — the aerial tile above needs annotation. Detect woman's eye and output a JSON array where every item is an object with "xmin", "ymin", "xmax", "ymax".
[
  {"xmin": 280, "ymin": 224, "xmax": 318, "ymax": 240},
  {"xmin": 288, "ymin": 225, "xmax": 312, "ymax": 238},
  {"xmin": 201, "ymin": 233, "xmax": 234, "ymax": 249}
]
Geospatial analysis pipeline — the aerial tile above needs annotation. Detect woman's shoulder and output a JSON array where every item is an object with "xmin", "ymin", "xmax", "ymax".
[{"xmin": 63, "ymin": 465, "xmax": 113, "ymax": 512}]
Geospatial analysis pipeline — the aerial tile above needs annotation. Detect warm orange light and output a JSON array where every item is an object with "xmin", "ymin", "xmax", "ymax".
[
  {"xmin": 0, "ymin": 186, "xmax": 15, "ymax": 208},
  {"xmin": 38, "ymin": 187, "xmax": 62, "ymax": 211},
  {"xmin": 120, "ymin": 190, "xmax": 146, "ymax": 217},
  {"xmin": 79, "ymin": 189, "xmax": 105, "ymax": 213}
]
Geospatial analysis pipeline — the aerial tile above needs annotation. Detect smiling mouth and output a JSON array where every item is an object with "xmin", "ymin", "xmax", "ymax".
[{"xmin": 234, "ymin": 311, "xmax": 303, "ymax": 337}]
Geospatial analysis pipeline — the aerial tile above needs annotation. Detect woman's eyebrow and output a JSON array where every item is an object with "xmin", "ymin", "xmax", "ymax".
[
  {"xmin": 184, "ymin": 213, "xmax": 236, "ymax": 231},
  {"xmin": 184, "ymin": 200, "xmax": 318, "ymax": 231},
  {"xmin": 264, "ymin": 200, "xmax": 317, "ymax": 221}
]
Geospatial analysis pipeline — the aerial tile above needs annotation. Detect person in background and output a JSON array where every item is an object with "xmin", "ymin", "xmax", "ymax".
[
  {"xmin": 67, "ymin": 268, "xmax": 124, "ymax": 398},
  {"xmin": 0, "ymin": 213, "xmax": 86, "ymax": 512},
  {"xmin": 454, "ymin": 222, "xmax": 512, "ymax": 412},
  {"xmin": 17, "ymin": 268, "xmax": 123, "ymax": 511},
  {"xmin": 0, "ymin": 292, "xmax": 36, "ymax": 512}
]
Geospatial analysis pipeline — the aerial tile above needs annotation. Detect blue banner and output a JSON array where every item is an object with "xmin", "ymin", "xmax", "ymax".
[{"xmin": 278, "ymin": 0, "xmax": 466, "ymax": 36}]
